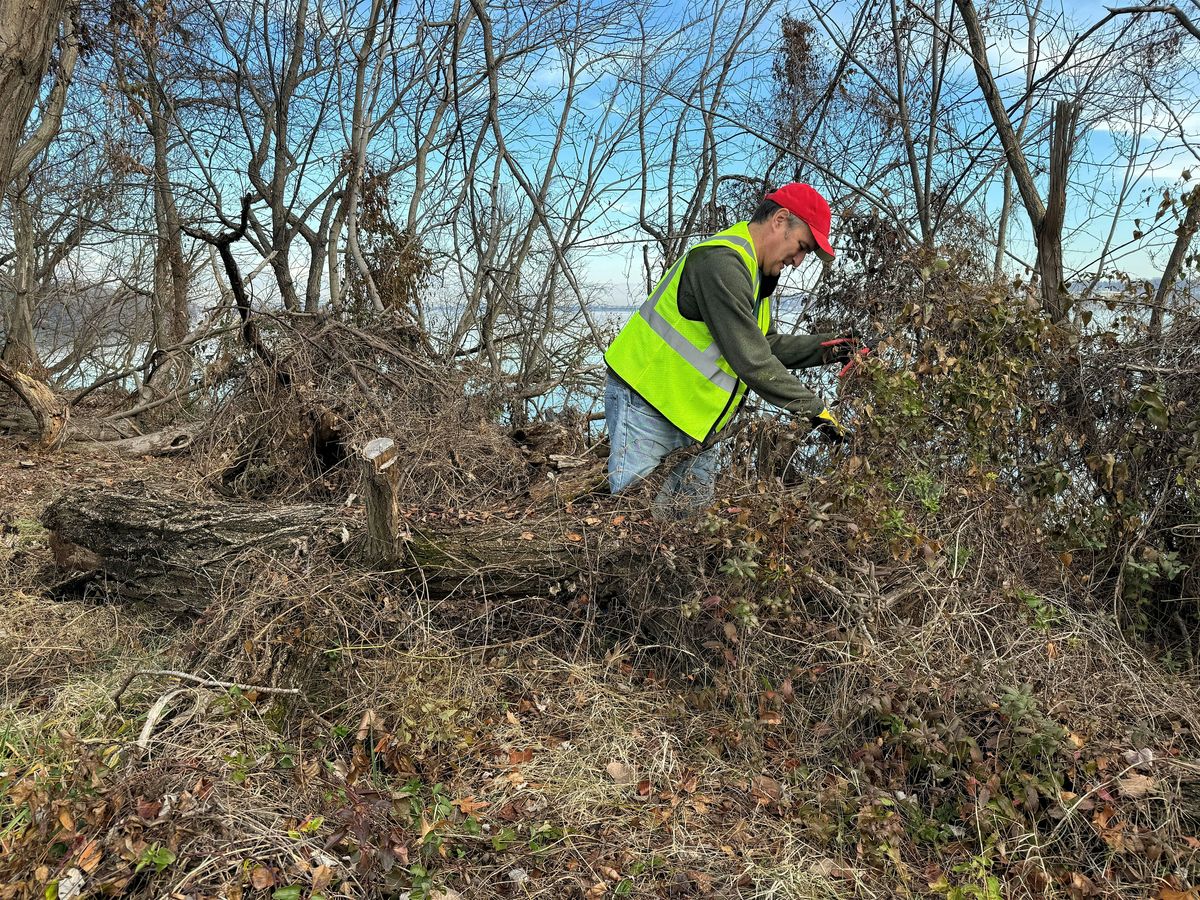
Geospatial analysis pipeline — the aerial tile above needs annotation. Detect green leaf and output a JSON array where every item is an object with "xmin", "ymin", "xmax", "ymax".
[
  {"xmin": 301, "ymin": 816, "xmax": 324, "ymax": 834},
  {"xmin": 491, "ymin": 826, "xmax": 518, "ymax": 852},
  {"xmin": 273, "ymin": 887, "xmax": 303, "ymax": 900}
]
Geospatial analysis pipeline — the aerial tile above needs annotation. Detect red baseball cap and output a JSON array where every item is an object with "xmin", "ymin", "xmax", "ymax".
[{"xmin": 764, "ymin": 183, "xmax": 835, "ymax": 262}]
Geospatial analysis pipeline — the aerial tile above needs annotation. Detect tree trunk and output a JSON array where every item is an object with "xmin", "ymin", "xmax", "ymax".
[
  {"xmin": 139, "ymin": 55, "xmax": 192, "ymax": 402},
  {"xmin": 1150, "ymin": 185, "xmax": 1200, "ymax": 342},
  {"xmin": 956, "ymin": 0, "xmax": 1079, "ymax": 323},
  {"xmin": 0, "ymin": 358, "xmax": 68, "ymax": 447},
  {"xmin": 1037, "ymin": 100, "xmax": 1080, "ymax": 322},
  {"xmin": 0, "ymin": 0, "xmax": 68, "ymax": 196},
  {"xmin": 1, "ymin": 177, "xmax": 37, "ymax": 370}
]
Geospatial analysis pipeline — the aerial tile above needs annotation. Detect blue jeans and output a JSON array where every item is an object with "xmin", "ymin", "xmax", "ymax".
[{"xmin": 604, "ymin": 375, "xmax": 720, "ymax": 517}]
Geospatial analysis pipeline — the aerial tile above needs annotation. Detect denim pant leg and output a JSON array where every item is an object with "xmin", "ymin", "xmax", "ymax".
[
  {"xmin": 604, "ymin": 376, "xmax": 692, "ymax": 495},
  {"xmin": 655, "ymin": 442, "xmax": 720, "ymax": 516}
]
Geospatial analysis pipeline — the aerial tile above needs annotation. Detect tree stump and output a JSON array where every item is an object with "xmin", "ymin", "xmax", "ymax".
[{"xmin": 361, "ymin": 437, "xmax": 403, "ymax": 562}]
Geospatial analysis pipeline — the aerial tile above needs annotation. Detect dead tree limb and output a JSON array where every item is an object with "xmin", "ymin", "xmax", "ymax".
[
  {"xmin": 0, "ymin": 359, "xmax": 69, "ymax": 448},
  {"xmin": 182, "ymin": 194, "xmax": 284, "ymax": 380}
]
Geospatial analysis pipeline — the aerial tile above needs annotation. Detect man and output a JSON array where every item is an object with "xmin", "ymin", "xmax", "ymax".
[{"xmin": 603, "ymin": 182, "xmax": 862, "ymax": 514}]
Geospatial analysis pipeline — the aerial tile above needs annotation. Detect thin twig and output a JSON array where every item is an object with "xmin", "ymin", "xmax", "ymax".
[{"xmin": 112, "ymin": 668, "xmax": 300, "ymax": 710}]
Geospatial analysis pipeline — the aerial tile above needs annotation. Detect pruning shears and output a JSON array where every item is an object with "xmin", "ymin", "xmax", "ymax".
[{"xmin": 822, "ymin": 329, "xmax": 889, "ymax": 379}]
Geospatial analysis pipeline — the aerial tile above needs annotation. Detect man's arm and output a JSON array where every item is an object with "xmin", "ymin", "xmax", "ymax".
[
  {"xmin": 766, "ymin": 325, "xmax": 836, "ymax": 369},
  {"xmin": 756, "ymin": 272, "xmax": 835, "ymax": 368},
  {"xmin": 677, "ymin": 246, "xmax": 826, "ymax": 420}
]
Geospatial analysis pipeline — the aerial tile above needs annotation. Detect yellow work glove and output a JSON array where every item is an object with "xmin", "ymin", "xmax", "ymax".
[{"xmin": 810, "ymin": 407, "xmax": 849, "ymax": 444}]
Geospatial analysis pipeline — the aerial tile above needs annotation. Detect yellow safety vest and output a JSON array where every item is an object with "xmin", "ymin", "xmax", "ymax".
[{"xmin": 604, "ymin": 221, "xmax": 768, "ymax": 442}]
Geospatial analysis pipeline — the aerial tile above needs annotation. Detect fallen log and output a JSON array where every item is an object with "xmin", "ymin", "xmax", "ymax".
[
  {"xmin": 71, "ymin": 423, "xmax": 199, "ymax": 457},
  {"xmin": 42, "ymin": 486, "xmax": 630, "ymax": 614},
  {"xmin": 42, "ymin": 486, "xmax": 340, "ymax": 613},
  {"xmin": 1, "ymin": 405, "xmax": 195, "ymax": 454}
]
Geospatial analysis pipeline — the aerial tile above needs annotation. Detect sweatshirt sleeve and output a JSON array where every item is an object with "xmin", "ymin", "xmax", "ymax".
[
  {"xmin": 677, "ymin": 246, "xmax": 826, "ymax": 420},
  {"xmin": 757, "ymin": 271, "xmax": 836, "ymax": 367},
  {"xmin": 765, "ymin": 329, "xmax": 836, "ymax": 369}
]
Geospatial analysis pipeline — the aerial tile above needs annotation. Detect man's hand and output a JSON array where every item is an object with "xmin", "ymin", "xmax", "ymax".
[
  {"xmin": 820, "ymin": 333, "xmax": 872, "ymax": 377},
  {"xmin": 811, "ymin": 407, "xmax": 850, "ymax": 444}
]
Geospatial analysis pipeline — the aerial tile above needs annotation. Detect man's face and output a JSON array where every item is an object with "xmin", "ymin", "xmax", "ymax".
[{"xmin": 762, "ymin": 213, "xmax": 818, "ymax": 276}]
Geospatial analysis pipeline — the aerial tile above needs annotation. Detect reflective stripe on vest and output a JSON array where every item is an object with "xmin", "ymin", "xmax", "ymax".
[{"xmin": 604, "ymin": 222, "xmax": 768, "ymax": 441}]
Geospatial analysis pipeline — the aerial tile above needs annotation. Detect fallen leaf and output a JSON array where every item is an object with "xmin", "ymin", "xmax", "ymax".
[
  {"xmin": 606, "ymin": 761, "xmax": 636, "ymax": 785},
  {"xmin": 136, "ymin": 798, "xmax": 162, "ymax": 820},
  {"xmin": 1119, "ymin": 773, "xmax": 1157, "ymax": 799},
  {"xmin": 566, "ymin": 532, "xmax": 583, "ymax": 542},
  {"xmin": 1156, "ymin": 888, "xmax": 1197, "ymax": 900},
  {"xmin": 250, "ymin": 865, "xmax": 275, "ymax": 890},
  {"xmin": 751, "ymin": 774, "xmax": 783, "ymax": 804},
  {"xmin": 520, "ymin": 532, "xmax": 535, "ymax": 541},
  {"xmin": 1069, "ymin": 871, "xmax": 1097, "ymax": 897},
  {"xmin": 76, "ymin": 839, "xmax": 102, "ymax": 873},
  {"xmin": 452, "ymin": 796, "xmax": 490, "ymax": 816},
  {"xmin": 311, "ymin": 865, "xmax": 333, "ymax": 893},
  {"xmin": 1123, "ymin": 747, "xmax": 1155, "ymax": 769}
]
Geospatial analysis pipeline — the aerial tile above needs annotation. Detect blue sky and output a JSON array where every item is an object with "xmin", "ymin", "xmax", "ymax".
[{"xmin": 569, "ymin": 0, "xmax": 1199, "ymax": 309}]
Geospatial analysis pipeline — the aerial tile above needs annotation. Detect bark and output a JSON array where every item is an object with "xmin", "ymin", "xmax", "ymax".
[
  {"xmin": 43, "ymin": 488, "xmax": 336, "ymax": 613},
  {"xmin": 1, "ymin": 176, "xmax": 36, "ymax": 370},
  {"xmin": 0, "ymin": 358, "xmax": 67, "ymax": 447},
  {"xmin": 0, "ymin": 0, "xmax": 69, "ymax": 196}
]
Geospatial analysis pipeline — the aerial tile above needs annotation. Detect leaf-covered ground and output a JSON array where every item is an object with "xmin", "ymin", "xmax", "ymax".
[{"xmin": 2, "ymin": 431, "xmax": 1200, "ymax": 899}]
